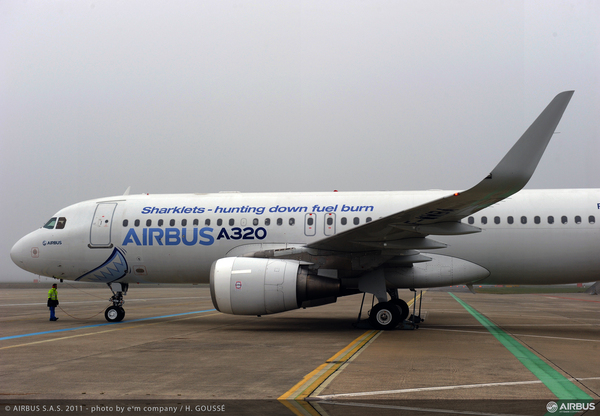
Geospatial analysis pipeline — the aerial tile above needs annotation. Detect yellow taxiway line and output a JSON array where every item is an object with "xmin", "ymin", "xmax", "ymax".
[{"xmin": 279, "ymin": 291, "xmax": 425, "ymax": 410}]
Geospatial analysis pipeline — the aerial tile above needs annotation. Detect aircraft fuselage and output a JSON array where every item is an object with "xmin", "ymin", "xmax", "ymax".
[{"xmin": 11, "ymin": 189, "xmax": 600, "ymax": 287}]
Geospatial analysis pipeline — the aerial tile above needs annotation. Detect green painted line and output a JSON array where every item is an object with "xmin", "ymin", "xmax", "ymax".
[{"xmin": 449, "ymin": 293, "xmax": 592, "ymax": 401}]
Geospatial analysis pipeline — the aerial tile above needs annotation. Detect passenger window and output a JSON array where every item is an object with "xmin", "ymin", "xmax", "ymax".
[
  {"xmin": 548, "ymin": 216, "xmax": 554, "ymax": 224},
  {"xmin": 217, "ymin": 219, "xmax": 223, "ymax": 226},
  {"xmin": 193, "ymin": 219, "xmax": 199, "ymax": 226},
  {"xmin": 289, "ymin": 218, "xmax": 295, "ymax": 226},
  {"xmin": 170, "ymin": 219, "xmax": 175, "ymax": 226},
  {"xmin": 205, "ymin": 219, "xmax": 211, "ymax": 226},
  {"xmin": 229, "ymin": 219, "xmax": 235, "ymax": 226},
  {"xmin": 575, "ymin": 216, "xmax": 581, "ymax": 224},
  {"xmin": 366, "ymin": 217, "xmax": 372, "ymax": 223},
  {"xmin": 481, "ymin": 216, "xmax": 487, "ymax": 225},
  {"xmin": 146, "ymin": 219, "xmax": 152, "ymax": 226},
  {"xmin": 327, "ymin": 217, "xmax": 333, "ymax": 226},
  {"xmin": 43, "ymin": 217, "xmax": 57, "ymax": 229},
  {"xmin": 341, "ymin": 217, "xmax": 347, "ymax": 225},
  {"xmin": 507, "ymin": 216, "xmax": 514, "ymax": 224},
  {"xmin": 307, "ymin": 217, "xmax": 314, "ymax": 226},
  {"xmin": 353, "ymin": 217, "xmax": 360, "ymax": 225},
  {"xmin": 158, "ymin": 219, "xmax": 164, "ymax": 227},
  {"xmin": 253, "ymin": 218, "xmax": 259, "ymax": 226},
  {"xmin": 589, "ymin": 216, "xmax": 595, "ymax": 224},
  {"xmin": 123, "ymin": 219, "xmax": 129, "ymax": 227},
  {"xmin": 521, "ymin": 216, "xmax": 527, "ymax": 225},
  {"xmin": 468, "ymin": 217, "xmax": 474, "ymax": 225},
  {"xmin": 182, "ymin": 219, "xmax": 187, "ymax": 226},
  {"xmin": 277, "ymin": 218, "xmax": 283, "ymax": 226},
  {"xmin": 534, "ymin": 216, "xmax": 540, "ymax": 224},
  {"xmin": 134, "ymin": 219, "xmax": 140, "ymax": 227},
  {"xmin": 265, "ymin": 218, "xmax": 271, "ymax": 226},
  {"xmin": 494, "ymin": 216, "xmax": 500, "ymax": 224},
  {"xmin": 561, "ymin": 216, "xmax": 568, "ymax": 224},
  {"xmin": 56, "ymin": 217, "xmax": 67, "ymax": 229}
]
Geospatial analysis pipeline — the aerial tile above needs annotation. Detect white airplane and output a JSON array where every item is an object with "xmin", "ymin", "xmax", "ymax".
[{"xmin": 10, "ymin": 91, "xmax": 599, "ymax": 329}]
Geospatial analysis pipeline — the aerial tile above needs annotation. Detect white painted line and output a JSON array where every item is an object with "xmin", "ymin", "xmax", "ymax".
[
  {"xmin": 512, "ymin": 333, "xmax": 600, "ymax": 343},
  {"xmin": 310, "ymin": 400, "xmax": 528, "ymax": 416},
  {"xmin": 314, "ymin": 380, "xmax": 543, "ymax": 399},
  {"xmin": 313, "ymin": 377, "xmax": 600, "ymax": 400},
  {"xmin": 422, "ymin": 327, "xmax": 600, "ymax": 343}
]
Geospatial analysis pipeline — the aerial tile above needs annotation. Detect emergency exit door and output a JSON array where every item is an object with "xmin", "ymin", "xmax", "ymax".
[{"xmin": 89, "ymin": 203, "xmax": 117, "ymax": 247}]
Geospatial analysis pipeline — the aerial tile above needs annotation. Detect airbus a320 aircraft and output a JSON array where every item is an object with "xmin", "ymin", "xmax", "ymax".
[{"xmin": 10, "ymin": 91, "xmax": 599, "ymax": 329}]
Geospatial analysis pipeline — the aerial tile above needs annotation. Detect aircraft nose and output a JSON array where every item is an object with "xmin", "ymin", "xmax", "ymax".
[{"xmin": 10, "ymin": 235, "xmax": 35, "ymax": 272}]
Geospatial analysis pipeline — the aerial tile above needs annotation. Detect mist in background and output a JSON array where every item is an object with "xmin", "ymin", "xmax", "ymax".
[{"xmin": 1, "ymin": 1, "xmax": 598, "ymax": 281}]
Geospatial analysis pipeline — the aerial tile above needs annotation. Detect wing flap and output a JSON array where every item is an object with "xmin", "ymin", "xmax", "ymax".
[
  {"xmin": 390, "ymin": 222, "xmax": 481, "ymax": 235},
  {"xmin": 356, "ymin": 237, "xmax": 448, "ymax": 250}
]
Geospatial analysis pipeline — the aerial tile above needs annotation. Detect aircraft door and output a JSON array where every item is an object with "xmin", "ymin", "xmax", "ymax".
[
  {"xmin": 304, "ymin": 213, "xmax": 316, "ymax": 236},
  {"xmin": 324, "ymin": 213, "xmax": 336, "ymax": 236},
  {"xmin": 89, "ymin": 203, "xmax": 117, "ymax": 248}
]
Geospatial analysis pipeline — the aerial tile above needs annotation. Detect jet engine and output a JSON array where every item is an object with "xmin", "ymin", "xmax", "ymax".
[{"xmin": 210, "ymin": 257, "xmax": 340, "ymax": 315}]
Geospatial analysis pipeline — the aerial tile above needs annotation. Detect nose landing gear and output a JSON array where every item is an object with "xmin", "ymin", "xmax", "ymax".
[{"xmin": 105, "ymin": 282, "xmax": 128, "ymax": 322}]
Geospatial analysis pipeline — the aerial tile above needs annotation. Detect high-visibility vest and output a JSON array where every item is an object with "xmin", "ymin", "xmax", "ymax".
[{"xmin": 48, "ymin": 288, "xmax": 58, "ymax": 301}]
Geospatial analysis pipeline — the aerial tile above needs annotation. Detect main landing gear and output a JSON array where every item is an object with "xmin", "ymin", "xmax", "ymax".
[
  {"xmin": 105, "ymin": 282, "xmax": 128, "ymax": 322},
  {"xmin": 369, "ymin": 298, "xmax": 410, "ymax": 330},
  {"xmin": 356, "ymin": 289, "xmax": 422, "ymax": 330}
]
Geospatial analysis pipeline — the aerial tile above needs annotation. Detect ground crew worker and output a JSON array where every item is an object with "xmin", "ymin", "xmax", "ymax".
[{"xmin": 47, "ymin": 283, "xmax": 59, "ymax": 321}]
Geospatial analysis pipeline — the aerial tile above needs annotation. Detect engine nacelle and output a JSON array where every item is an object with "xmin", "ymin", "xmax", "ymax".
[{"xmin": 210, "ymin": 257, "xmax": 340, "ymax": 315}]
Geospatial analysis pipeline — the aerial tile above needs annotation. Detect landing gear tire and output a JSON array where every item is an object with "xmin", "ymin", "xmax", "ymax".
[
  {"xmin": 391, "ymin": 298, "xmax": 410, "ymax": 322},
  {"xmin": 369, "ymin": 301, "xmax": 401, "ymax": 330},
  {"xmin": 105, "ymin": 306, "xmax": 125, "ymax": 322}
]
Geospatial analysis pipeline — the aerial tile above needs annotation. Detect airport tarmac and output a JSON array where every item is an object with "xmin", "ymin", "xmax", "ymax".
[{"xmin": 0, "ymin": 284, "xmax": 599, "ymax": 415}]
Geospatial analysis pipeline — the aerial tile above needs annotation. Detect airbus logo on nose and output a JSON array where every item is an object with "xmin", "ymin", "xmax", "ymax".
[{"xmin": 42, "ymin": 240, "xmax": 62, "ymax": 246}]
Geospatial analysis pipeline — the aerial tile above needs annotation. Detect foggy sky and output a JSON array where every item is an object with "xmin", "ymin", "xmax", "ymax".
[{"xmin": 1, "ymin": 0, "xmax": 598, "ymax": 281}]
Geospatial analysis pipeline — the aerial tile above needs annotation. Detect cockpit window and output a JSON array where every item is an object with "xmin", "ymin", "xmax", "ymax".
[
  {"xmin": 43, "ymin": 217, "xmax": 57, "ymax": 229},
  {"xmin": 56, "ymin": 217, "xmax": 67, "ymax": 229}
]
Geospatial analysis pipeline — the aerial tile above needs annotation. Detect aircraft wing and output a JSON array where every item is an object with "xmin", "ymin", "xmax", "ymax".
[{"xmin": 307, "ymin": 91, "xmax": 574, "ymax": 253}]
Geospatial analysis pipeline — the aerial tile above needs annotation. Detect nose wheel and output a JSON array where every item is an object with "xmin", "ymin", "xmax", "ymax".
[
  {"xmin": 105, "ymin": 305, "xmax": 125, "ymax": 322},
  {"xmin": 105, "ymin": 282, "xmax": 128, "ymax": 322}
]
